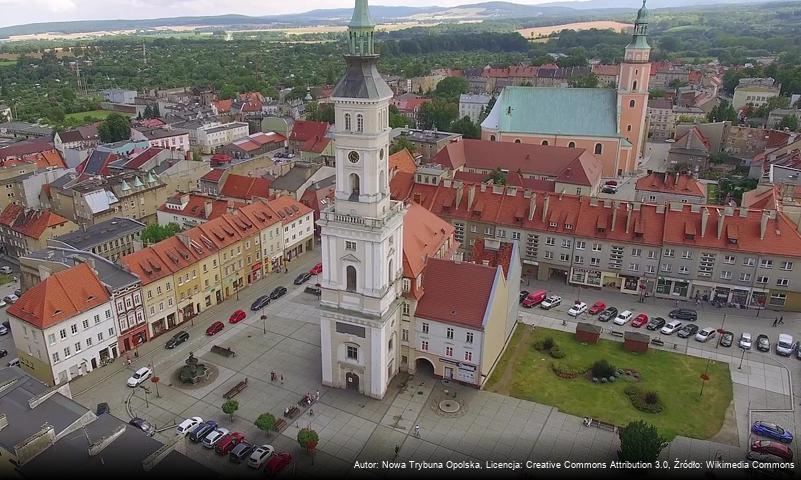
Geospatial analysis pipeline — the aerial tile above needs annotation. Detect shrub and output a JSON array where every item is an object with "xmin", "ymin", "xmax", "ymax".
[
  {"xmin": 542, "ymin": 337, "xmax": 555, "ymax": 351},
  {"xmin": 592, "ymin": 377, "xmax": 599, "ymax": 383},
  {"xmin": 551, "ymin": 362, "xmax": 587, "ymax": 379},
  {"xmin": 600, "ymin": 377, "xmax": 608, "ymax": 383},
  {"xmin": 591, "ymin": 359, "xmax": 616, "ymax": 379},
  {"xmin": 608, "ymin": 376, "xmax": 616, "ymax": 383},
  {"xmin": 549, "ymin": 345, "xmax": 565, "ymax": 359},
  {"xmin": 624, "ymin": 386, "xmax": 664, "ymax": 413}
]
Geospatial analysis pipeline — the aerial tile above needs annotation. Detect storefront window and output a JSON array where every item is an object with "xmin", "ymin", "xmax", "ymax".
[
  {"xmin": 571, "ymin": 270, "xmax": 586, "ymax": 284},
  {"xmin": 656, "ymin": 278, "xmax": 672, "ymax": 295},
  {"xmin": 750, "ymin": 291, "xmax": 767, "ymax": 308},
  {"xmin": 623, "ymin": 276, "xmax": 639, "ymax": 291},
  {"xmin": 673, "ymin": 281, "xmax": 689, "ymax": 297},
  {"xmin": 587, "ymin": 271, "xmax": 602, "ymax": 286}
]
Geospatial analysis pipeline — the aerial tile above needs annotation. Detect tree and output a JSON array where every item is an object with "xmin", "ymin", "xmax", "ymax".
[
  {"xmin": 47, "ymin": 105, "xmax": 65, "ymax": 124},
  {"xmin": 143, "ymin": 105, "xmax": 153, "ymax": 119},
  {"xmin": 141, "ymin": 223, "xmax": 181, "ymax": 246},
  {"xmin": 488, "ymin": 167, "xmax": 507, "ymax": 185},
  {"xmin": 418, "ymin": 99, "xmax": 458, "ymax": 130},
  {"xmin": 297, "ymin": 427, "xmax": 319, "ymax": 454},
  {"xmin": 617, "ymin": 420, "xmax": 668, "ymax": 463},
  {"xmin": 255, "ymin": 413, "xmax": 276, "ymax": 435},
  {"xmin": 152, "ymin": 103, "xmax": 160, "ymax": 118},
  {"xmin": 389, "ymin": 105, "xmax": 410, "ymax": 128},
  {"xmin": 306, "ymin": 102, "xmax": 335, "ymax": 124},
  {"xmin": 569, "ymin": 73, "xmax": 599, "ymax": 89},
  {"xmin": 390, "ymin": 137, "xmax": 416, "ymax": 155},
  {"xmin": 754, "ymin": 96, "xmax": 791, "ymax": 118},
  {"xmin": 779, "ymin": 114, "xmax": 799, "ymax": 131},
  {"xmin": 433, "ymin": 77, "xmax": 469, "ymax": 103},
  {"xmin": 219, "ymin": 84, "xmax": 237, "ymax": 100},
  {"xmin": 706, "ymin": 101, "xmax": 737, "ymax": 123},
  {"xmin": 98, "ymin": 113, "xmax": 131, "ymax": 143},
  {"xmin": 449, "ymin": 116, "xmax": 480, "ymax": 139},
  {"xmin": 222, "ymin": 399, "xmax": 239, "ymax": 422}
]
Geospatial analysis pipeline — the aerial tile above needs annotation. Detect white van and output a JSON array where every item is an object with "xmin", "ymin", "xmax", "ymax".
[
  {"xmin": 776, "ymin": 334, "xmax": 795, "ymax": 356},
  {"xmin": 613, "ymin": 310, "xmax": 633, "ymax": 325}
]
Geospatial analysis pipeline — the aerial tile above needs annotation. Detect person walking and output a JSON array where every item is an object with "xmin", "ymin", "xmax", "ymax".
[
  {"xmin": 414, "ymin": 424, "xmax": 420, "ymax": 438},
  {"xmin": 280, "ymin": 373, "xmax": 284, "ymax": 384},
  {"xmin": 271, "ymin": 370, "xmax": 275, "ymax": 382},
  {"xmin": 316, "ymin": 390, "xmax": 320, "ymax": 402},
  {"xmin": 309, "ymin": 408, "xmax": 314, "ymax": 416},
  {"xmin": 779, "ymin": 316, "xmax": 784, "ymax": 325},
  {"xmin": 773, "ymin": 318, "xmax": 778, "ymax": 327}
]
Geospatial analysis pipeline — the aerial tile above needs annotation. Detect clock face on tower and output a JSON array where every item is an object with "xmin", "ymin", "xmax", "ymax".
[{"xmin": 348, "ymin": 151, "xmax": 360, "ymax": 163}]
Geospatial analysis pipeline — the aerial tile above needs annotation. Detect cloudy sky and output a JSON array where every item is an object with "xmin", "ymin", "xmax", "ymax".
[{"xmin": 0, "ymin": 0, "xmax": 585, "ymax": 28}]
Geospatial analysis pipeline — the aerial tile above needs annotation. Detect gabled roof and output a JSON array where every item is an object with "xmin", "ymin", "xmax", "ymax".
[
  {"xmin": 150, "ymin": 236, "xmax": 199, "ymax": 273},
  {"xmin": 239, "ymin": 200, "xmax": 282, "ymax": 230},
  {"xmin": 471, "ymin": 238, "xmax": 514, "ymax": 278},
  {"xmin": 220, "ymin": 174, "xmax": 272, "ymax": 200},
  {"xmin": 403, "ymin": 202, "xmax": 456, "ymax": 279},
  {"xmin": 76, "ymin": 150, "xmax": 118, "ymax": 176},
  {"xmin": 120, "ymin": 246, "xmax": 172, "ymax": 285},
  {"xmin": 201, "ymin": 168, "xmax": 226, "ymax": 183},
  {"xmin": 265, "ymin": 195, "xmax": 313, "ymax": 225},
  {"xmin": 28, "ymin": 149, "xmax": 66, "ymax": 169},
  {"xmin": 289, "ymin": 120, "xmax": 329, "ymax": 144},
  {"xmin": 122, "ymin": 147, "xmax": 165, "ymax": 169},
  {"xmin": 197, "ymin": 216, "xmax": 242, "ymax": 249},
  {"xmin": 673, "ymin": 126, "xmax": 711, "ymax": 153},
  {"xmin": 0, "ymin": 204, "xmax": 72, "ymax": 240},
  {"xmin": 300, "ymin": 135, "xmax": 331, "ymax": 154},
  {"xmin": 389, "ymin": 149, "xmax": 417, "ymax": 176},
  {"xmin": 158, "ymin": 193, "xmax": 242, "ymax": 220},
  {"xmin": 635, "ymin": 172, "xmax": 706, "ymax": 198},
  {"xmin": 0, "ymin": 137, "xmax": 54, "ymax": 159},
  {"xmin": 7, "ymin": 263, "xmax": 109, "ymax": 329}
]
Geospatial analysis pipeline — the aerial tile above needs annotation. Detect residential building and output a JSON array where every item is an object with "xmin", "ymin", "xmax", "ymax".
[
  {"xmin": 732, "ymin": 77, "xmax": 781, "ymax": 110},
  {"xmin": 181, "ymin": 227, "xmax": 224, "ymax": 309},
  {"xmin": 10, "ymin": 168, "xmax": 71, "ymax": 210},
  {"xmin": 391, "ymin": 128, "xmax": 462, "ymax": 162},
  {"xmin": 0, "ymin": 157, "xmax": 39, "ymax": 211},
  {"xmin": 0, "ymin": 204, "xmax": 77, "ymax": 258},
  {"xmin": 240, "ymin": 200, "xmax": 284, "ymax": 274},
  {"xmin": 197, "ymin": 216, "xmax": 247, "ymax": 300},
  {"xmin": 269, "ymin": 162, "xmax": 336, "ymax": 200},
  {"xmin": 267, "ymin": 195, "xmax": 314, "ymax": 261},
  {"xmin": 103, "ymin": 88, "xmax": 137, "ymax": 104},
  {"xmin": 647, "ymin": 97, "xmax": 674, "ymax": 140},
  {"xmin": 591, "ymin": 64, "xmax": 620, "ymax": 87},
  {"xmin": 198, "ymin": 168, "xmax": 227, "ymax": 195},
  {"xmin": 135, "ymin": 127, "xmax": 191, "ymax": 152},
  {"xmin": 108, "ymin": 146, "xmax": 210, "ymax": 195},
  {"xmin": 481, "ymin": 4, "xmax": 651, "ymax": 177},
  {"xmin": 299, "ymin": 175, "xmax": 336, "ymax": 237},
  {"xmin": 0, "ymin": 121, "xmax": 52, "ymax": 139},
  {"xmin": 300, "ymin": 134, "xmax": 335, "ymax": 165},
  {"xmin": 219, "ymin": 131, "xmax": 286, "ymax": 159},
  {"xmin": 667, "ymin": 126, "xmax": 712, "ymax": 171},
  {"xmin": 768, "ymin": 108, "xmax": 801, "ymax": 130},
  {"xmin": 54, "ymin": 124, "xmax": 100, "ymax": 154},
  {"xmin": 220, "ymin": 173, "xmax": 272, "ymax": 201},
  {"xmin": 673, "ymin": 105, "xmax": 707, "ymax": 125},
  {"xmin": 49, "ymin": 216, "xmax": 145, "ymax": 262},
  {"xmin": 634, "ymin": 171, "xmax": 707, "ymax": 204},
  {"xmin": 390, "ymin": 94, "xmax": 431, "ymax": 127},
  {"xmin": 120, "ymin": 246, "xmax": 178, "ymax": 338},
  {"xmin": 196, "ymin": 122, "xmax": 250, "ymax": 154},
  {"xmin": 156, "ymin": 192, "xmax": 242, "ymax": 229},
  {"xmin": 150, "ymin": 236, "xmax": 204, "ymax": 326},
  {"xmin": 458, "ymin": 94, "xmax": 492, "ymax": 123},
  {"xmin": 6, "ymin": 263, "xmax": 118, "ymax": 385},
  {"xmin": 287, "ymin": 120, "xmax": 329, "ymax": 154}
]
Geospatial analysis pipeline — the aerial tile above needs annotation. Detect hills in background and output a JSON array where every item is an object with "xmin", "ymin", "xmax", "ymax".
[{"xmin": 0, "ymin": 0, "xmax": 779, "ymax": 38}]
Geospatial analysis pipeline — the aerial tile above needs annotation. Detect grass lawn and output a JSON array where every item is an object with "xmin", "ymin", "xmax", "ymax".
[
  {"xmin": 485, "ymin": 326, "xmax": 733, "ymax": 440},
  {"xmin": 0, "ymin": 60, "xmax": 15, "ymax": 68},
  {"xmin": 0, "ymin": 274, "xmax": 12, "ymax": 285},
  {"xmin": 706, "ymin": 183, "xmax": 719, "ymax": 204},
  {"xmin": 64, "ymin": 110, "xmax": 114, "ymax": 127}
]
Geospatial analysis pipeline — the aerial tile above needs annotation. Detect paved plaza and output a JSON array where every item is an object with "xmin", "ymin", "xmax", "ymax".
[{"xmin": 58, "ymin": 252, "xmax": 801, "ymax": 478}]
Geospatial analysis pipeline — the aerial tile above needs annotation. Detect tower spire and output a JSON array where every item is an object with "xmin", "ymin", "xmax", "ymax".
[
  {"xmin": 348, "ymin": 0, "xmax": 376, "ymax": 56},
  {"xmin": 629, "ymin": 0, "xmax": 649, "ymax": 49}
]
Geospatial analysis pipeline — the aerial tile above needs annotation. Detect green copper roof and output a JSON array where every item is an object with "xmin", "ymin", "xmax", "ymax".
[
  {"xmin": 636, "ymin": 0, "xmax": 649, "ymax": 23},
  {"xmin": 349, "ymin": 0, "xmax": 374, "ymax": 28},
  {"xmin": 486, "ymin": 86, "xmax": 620, "ymax": 138}
]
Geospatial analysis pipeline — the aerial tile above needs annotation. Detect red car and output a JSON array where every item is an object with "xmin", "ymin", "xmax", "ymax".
[
  {"xmin": 588, "ymin": 301, "xmax": 606, "ymax": 315},
  {"xmin": 265, "ymin": 452, "xmax": 292, "ymax": 476},
  {"xmin": 206, "ymin": 321, "xmax": 224, "ymax": 336},
  {"xmin": 751, "ymin": 440, "xmax": 793, "ymax": 461},
  {"xmin": 310, "ymin": 263, "xmax": 322, "ymax": 275},
  {"xmin": 631, "ymin": 313, "xmax": 649, "ymax": 328},
  {"xmin": 215, "ymin": 432, "xmax": 245, "ymax": 455},
  {"xmin": 228, "ymin": 309, "xmax": 246, "ymax": 324}
]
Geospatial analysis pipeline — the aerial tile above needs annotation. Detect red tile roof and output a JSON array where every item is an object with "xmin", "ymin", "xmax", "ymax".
[
  {"xmin": 389, "ymin": 149, "xmax": 416, "ymax": 176},
  {"xmin": 265, "ymin": 195, "xmax": 313, "ymax": 225},
  {"xmin": 249, "ymin": 132, "xmax": 285, "ymax": 145},
  {"xmin": 592, "ymin": 64, "xmax": 620, "ymax": 76},
  {"xmin": 470, "ymin": 238, "xmax": 514, "ymax": 278},
  {"xmin": 27, "ymin": 149, "xmax": 66, "ymax": 169},
  {"xmin": 635, "ymin": 172, "xmax": 706, "ymax": 198},
  {"xmin": 157, "ymin": 193, "xmax": 242, "ymax": 220},
  {"xmin": 415, "ymin": 258, "xmax": 499, "ymax": 330},
  {"xmin": 213, "ymin": 99, "xmax": 233, "ymax": 113},
  {"xmin": 201, "ymin": 168, "xmax": 226, "ymax": 182},
  {"xmin": 0, "ymin": 138, "xmax": 54, "ymax": 159},
  {"xmin": 674, "ymin": 126, "xmax": 711, "ymax": 152},
  {"xmin": 239, "ymin": 200, "xmax": 282, "ymax": 230},
  {"xmin": 742, "ymin": 185, "xmax": 778, "ymax": 210},
  {"xmin": 120, "ymin": 246, "xmax": 172, "ymax": 285},
  {"xmin": 197, "ymin": 216, "xmax": 243, "ymax": 249},
  {"xmin": 123, "ymin": 147, "xmax": 164, "ymax": 169},
  {"xmin": 403, "ymin": 202, "xmax": 456, "ymax": 279},
  {"xmin": 0, "ymin": 204, "xmax": 72, "ymax": 240},
  {"xmin": 7, "ymin": 263, "xmax": 110, "ymax": 329},
  {"xmin": 220, "ymin": 174, "xmax": 272, "ymax": 200},
  {"xmin": 151, "ymin": 236, "xmax": 200, "ymax": 272},
  {"xmin": 300, "ymin": 135, "xmax": 330, "ymax": 154},
  {"xmin": 289, "ymin": 120, "xmax": 329, "ymax": 144}
]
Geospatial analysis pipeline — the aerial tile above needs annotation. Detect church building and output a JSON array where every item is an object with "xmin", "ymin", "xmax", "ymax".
[{"xmin": 481, "ymin": 1, "xmax": 652, "ymax": 178}]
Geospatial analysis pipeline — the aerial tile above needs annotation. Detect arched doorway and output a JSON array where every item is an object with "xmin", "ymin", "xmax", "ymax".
[
  {"xmin": 415, "ymin": 357, "xmax": 436, "ymax": 378},
  {"xmin": 345, "ymin": 371, "xmax": 360, "ymax": 391},
  {"xmin": 349, "ymin": 173, "xmax": 360, "ymax": 200}
]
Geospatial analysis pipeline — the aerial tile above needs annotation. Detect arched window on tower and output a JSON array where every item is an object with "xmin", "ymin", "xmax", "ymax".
[
  {"xmin": 568, "ymin": 141, "xmax": 576, "ymax": 148},
  {"xmin": 490, "ymin": 135, "xmax": 496, "ymax": 142},
  {"xmin": 632, "ymin": 81, "xmax": 638, "ymax": 90},
  {"xmin": 629, "ymin": 99, "xmax": 636, "ymax": 108},
  {"xmin": 541, "ymin": 140, "xmax": 549, "ymax": 146},
  {"xmin": 349, "ymin": 173, "xmax": 360, "ymax": 200},
  {"xmin": 594, "ymin": 143, "xmax": 603, "ymax": 155},
  {"xmin": 346, "ymin": 266, "xmax": 357, "ymax": 292},
  {"xmin": 356, "ymin": 114, "xmax": 364, "ymax": 132},
  {"xmin": 344, "ymin": 113, "xmax": 351, "ymax": 131}
]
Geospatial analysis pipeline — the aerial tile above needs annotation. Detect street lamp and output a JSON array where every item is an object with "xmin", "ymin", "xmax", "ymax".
[
  {"xmin": 716, "ymin": 314, "xmax": 727, "ymax": 349},
  {"xmin": 738, "ymin": 347, "xmax": 748, "ymax": 370},
  {"xmin": 261, "ymin": 314, "xmax": 267, "ymax": 334}
]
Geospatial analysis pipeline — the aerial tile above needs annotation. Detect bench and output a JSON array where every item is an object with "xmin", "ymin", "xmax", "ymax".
[
  {"xmin": 211, "ymin": 345, "xmax": 236, "ymax": 357},
  {"xmin": 304, "ymin": 286, "xmax": 321, "ymax": 296},
  {"xmin": 274, "ymin": 418, "xmax": 288, "ymax": 432},
  {"xmin": 223, "ymin": 378, "xmax": 248, "ymax": 399},
  {"xmin": 609, "ymin": 330, "xmax": 625, "ymax": 338},
  {"xmin": 283, "ymin": 406, "xmax": 300, "ymax": 419},
  {"xmin": 650, "ymin": 338, "xmax": 665, "ymax": 346},
  {"xmin": 583, "ymin": 417, "xmax": 618, "ymax": 432}
]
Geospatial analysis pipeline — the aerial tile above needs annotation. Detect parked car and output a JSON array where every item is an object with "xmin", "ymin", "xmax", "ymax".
[
  {"xmin": 309, "ymin": 263, "xmax": 323, "ymax": 275},
  {"xmin": 202, "ymin": 427, "xmax": 231, "ymax": 448},
  {"xmin": 668, "ymin": 308, "xmax": 697, "ymax": 321},
  {"xmin": 228, "ymin": 309, "xmax": 246, "ymax": 324},
  {"xmin": 166, "ymin": 330, "xmax": 189, "ymax": 349},
  {"xmin": 776, "ymin": 334, "xmax": 795, "ymax": 356},
  {"xmin": 176, "ymin": 416, "xmax": 203, "ymax": 437},
  {"xmin": 13, "ymin": 290, "xmax": 19, "ymax": 297},
  {"xmin": 251, "ymin": 295, "xmax": 271, "ymax": 311},
  {"xmin": 265, "ymin": 452, "xmax": 293, "ymax": 476},
  {"xmin": 129, "ymin": 417, "xmax": 155, "ymax": 436},
  {"xmin": 719, "ymin": 331, "xmax": 734, "ymax": 347},
  {"xmin": 206, "ymin": 321, "xmax": 225, "ymax": 336},
  {"xmin": 677, "ymin": 324, "xmax": 699, "ymax": 339},
  {"xmin": 646, "ymin": 317, "xmax": 666, "ymax": 331},
  {"xmin": 229, "ymin": 441, "xmax": 255, "ymax": 463},
  {"xmin": 601, "ymin": 185, "xmax": 618, "ymax": 194},
  {"xmin": 215, "ymin": 432, "xmax": 245, "ymax": 455},
  {"xmin": 0, "ymin": 300, "xmax": 6, "ymax": 308},
  {"xmin": 96, "ymin": 402, "xmax": 110, "ymax": 415},
  {"xmin": 661, "ymin": 320, "xmax": 683, "ymax": 335},
  {"xmin": 598, "ymin": 307, "xmax": 618, "ymax": 322},
  {"xmin": 567, "ymin": 302, "xmax": 588, "ymax": 317},
  {"xmin": 519, "ymin": 291, "xmax": 530, "ymax": 304},
  {"xmin": 540, "ymin": 295, "xmax": 562, "ymax": 310},
  {"xmin": 740, "ymin": 333, "xmax": 753, "ymax": 350},
  {"xmin": 604, "ymin": 180, "xmax": 619, "ymax": 187},
  {"xmin": 270, "ymin": 286, "xmax": 288, "ymax": 300},
  {"xmin": 588, "ymin": 301, "xmax": 606, "ymax": 314},
  {"xmin": 127, "ymin": 367, "xmax": 153, "ymax": 387},
  {"xmin": 0, "ymin": 325, "xmax": 7, "ymax": 336},
  {"xmin": 521, "ymin": 290, "xmax": 547, "ymax": 308},
  {"xmin": 294, "ymin": 272, "xmax": 312, "ymax": 285},
  {"xmin": 751, "ymin": 421, "xmax": 794, "ymax": 443},
  {"xmin": 7, "ymin": 358, "xmax": 19, "ymax": 367},
  {"xmin": 756, "ymin": 334, "xmax": 770, "ymax": 352},
  {"xmin": 695, "ymin": 327, "xmax": 717, "ymax": 342},
  {"xmin": 188, "ymin": 420, "xmax": 218, "ymax": 443},
  {"xmin": 613, "ymin": 310, "xmax": 634, "ymax": 326},
  {"xmin": 630, "ymin": 313, "xmax": 649, "ymax": 328},
  {"xmin": 0, "ymin": 266, "xmax": 11, "ymax": 274},
  {"xmin": 3, "ymin": 294, "xmax": 18, "ymax": 304},
  {"xmin": 750, "ymin": 440, "xmax": 793, "ymax": 461},
  {"xmin": 247, "ymin": 444, "xmax": 275, "ymax": 468}
]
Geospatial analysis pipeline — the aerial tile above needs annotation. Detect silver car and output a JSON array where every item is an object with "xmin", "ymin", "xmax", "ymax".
[
  {"xmin": 247, "ymin": 444, "xmax": 275, "ymax": 468},
  {"xmin": 202, "ymin": 427, "xmax": 230, "ymax": 448},
  {"xmin": 739, "ymin": 333, "xmax": 752, "ymax": 350}
]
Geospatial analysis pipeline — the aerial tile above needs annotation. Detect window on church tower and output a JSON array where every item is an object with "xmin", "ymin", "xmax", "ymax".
[
  {"xmin": 346, "ymin": 266, "xmax": 357, "ymax": 292},
  {"xmin": 629, "ymin": 100, "xmax": 636, "ymax": 108},
  {"xmin": 345, "ymin": 113, "xmax": 351, "ymax": 131},
  {"xmin": 594, "ymin": 143, "xmax": 603, "ymax": 155},
  {"xmin": 568, "ymin": 142, "xmax": 575, "ymax": 148},
  {"xmin": 541, "ymin": 140, "xmax": 549, "ymax": 146},
  {"xmin": 627, "ymin": 125, "xmax": 632, "ymax": 132},
  {"xmin": 632, "ymin": 81, "xmax": 638, "ymax": 90},
  {"xmin": 356, "ymin": 114, "xmax": 364, "ymax": 132}
]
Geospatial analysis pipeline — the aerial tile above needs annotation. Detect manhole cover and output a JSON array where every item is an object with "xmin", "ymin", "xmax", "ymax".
[{"xmin": 439, "ymin": 400, "xmax": 461, "ymax": 413}]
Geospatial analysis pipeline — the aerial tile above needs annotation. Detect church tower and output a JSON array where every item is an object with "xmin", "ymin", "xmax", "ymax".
[
  {"xmin": 618, "ymin": 0, "xmax": 651, "ymax": 173},
  {"xmin": 318, "ymin": 0, "xmax": 406, "ymax": 399}
]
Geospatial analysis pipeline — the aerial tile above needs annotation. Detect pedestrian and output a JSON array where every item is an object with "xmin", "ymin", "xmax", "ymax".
[
  {"xmin": 309, "ymin": 408, "xmax": 313, "ymax": 416},
  {"xmin": 280, "ymin": 373, "xmax": 284, "ymax": 384},
  {"xmin": 414, "ymin": 424, "xmax": 420, "ymax": 438},
  {"xmin": 316, "ymin": 390, "xmax": 320, "ymax": 401},
  {"xmin": 271, "ymin": 370, "xmax": 275, "ymax": 382},
  {"xmin": 773, "ymin": 318, "xmax": 778, "ymax": 327},
  {"xmin": 779, "ymin": 316, "xmax": 784, "ymax": 325},
  {"xmin": 394, "ymin": 444, "xmax": 400, "ymax": 457}
]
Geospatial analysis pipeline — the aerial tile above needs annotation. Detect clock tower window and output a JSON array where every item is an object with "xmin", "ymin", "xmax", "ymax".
[
  {"xmin": 346, "ymin": 266, "xmax": 357, "ymax": 292},
  {"xmin": 356, "ymin": 114, "xmax": 364, "ymax": 132},
  {"xmin": 349, "ymin": 173, "xmax": 360, "ymax": 200},
  {"xmin": 345, "ymin": 113, "xmax": 352, "ymax": 131}
]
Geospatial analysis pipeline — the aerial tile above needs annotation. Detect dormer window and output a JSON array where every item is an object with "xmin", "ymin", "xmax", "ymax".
[
  {"xmin": 549, "ymin": 221, "xmax": 557, "ymax": 228},
  {"xmin": 565, "ymin": 224, "xmax": 573, "ymax": 230}
]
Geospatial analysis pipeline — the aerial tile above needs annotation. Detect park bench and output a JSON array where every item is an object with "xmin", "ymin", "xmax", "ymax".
[
  {"xmin": 583, "ymin": 417, "xmax": 618, "ymax": 432},
  {"xmin": 650, "ymin": 338, "xmax": 665, "ymax": 346},
  {"xmin": 211, "ymin": 345, "xmax": 236, "ymax": 357},
  {"xmin": 274, "ymin": 418, "xmax": 288, "ymax": 432},
  {"xmin": 223, "ymin": 378, "xmax": 248, "ymax": 399},
  {"xmin": 609, "ymin": 330, "xmax": 625, "ymax": 338},
  {"xmin": 283, "ymin": 406, "xmax": 300, "ymax": 419},
  {"xmin": 304, "ymin": 286, "xmax": 321, "ymax": 296}
]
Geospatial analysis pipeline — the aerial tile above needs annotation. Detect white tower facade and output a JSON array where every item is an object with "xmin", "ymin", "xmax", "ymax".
[{"xmin": 318, "ymin": 0, "xmax": 406, "ymax": 399}]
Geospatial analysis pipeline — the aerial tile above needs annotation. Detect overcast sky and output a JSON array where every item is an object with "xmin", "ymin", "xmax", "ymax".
[{"xmin": 0, "ymin": 0, "xmax": 586, "ymax": 29}]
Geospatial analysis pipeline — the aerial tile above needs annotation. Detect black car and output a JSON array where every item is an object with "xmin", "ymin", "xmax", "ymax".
[
  {"xmin": 646, "ymin": 317, "xmax": 666, "ymax": 331},
  {"xmin": 165, "ymin": 330, "xmax": 189, "ymax": 349},
  {"xmin": 229, "ymin": 441, "xmax": 255, "ymax": 463},
  {"xmin": 96, "ymin": 402, "xmax": 110, "ymax": 415},
  {"xmin": 519, "ymin": 291, "xmax": 530, "ymax": 304},
  {"xmin": 669, "ymin": 308, "xmax": 698, "ymax": 321},
  {"xmin": 719, "ymin": 331, "xmax": 734, "ymax": 347},
  {"xmin": 2, "ymin": 320, "xmax": 8, "ymax": 329},
  {"xmin": 756, "ymin": 334, "xmax": 771, "ymax": 352},
  {"xmin": 270, "ymin": 286, "xmax": 288, "ymax": 300},
  {"xmin": 251, "ymin": 295, "xmax": 271, "ymax": 311},
  {"xmin": 0, "ymin": 349, "xmax": 7, "ymax": 358},
  {"xmin": 677, "ymin": 324, "xmax": 699, "ymax": 339},
  {"xmin": 598, "ymin": 307, "xmax": 618, "ymax": 322},
  {"xmin": 294, "ymin": 272, "xmax": 312, "ymax": 285},
  {"xmin": 13, "ymin": 290, "xmax": 20, "ymax": 297},
  {"xmin": 129, "ymin": 417, "xmax": 155, "ymax": 436}
]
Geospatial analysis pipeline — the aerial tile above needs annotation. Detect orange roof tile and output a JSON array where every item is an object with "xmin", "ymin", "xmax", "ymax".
[
  {"xmin": 389, "ymin": 149, "xmax": 416, "ymax": 176},
  {"xmin": 0, "ymin": 204, "xmax": 72, "ymax": 240},
  {"xmin": 157, "ymin": 193, "xmax": 243, "ymax": 220},
  {"xmin": 265, "ymin": 196, "xmax": 313, "ymax": 225},
  {"xmin": 120, "ymin": 246, "xmax": 172, "ymax": 285},
  {"xmin": 150, "ymin": 236, "xmax": 200, "ymax": 272},
  {"xmin": 635, "ymin": 172, "xmax": 706, "ymax": 197},
  {"xmin": 197, "ymin": 216, "xmax": 242, "ymax": 249},
  {"xmin": 220, "ymin": 174, "xmax": 272, "ymax": 200},
  {"xmin": 403, "ymin": 202, "xmax": 456, "ymax": 279}
]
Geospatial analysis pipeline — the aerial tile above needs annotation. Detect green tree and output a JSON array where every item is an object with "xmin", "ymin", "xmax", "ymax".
[
  {"xmin": 568, "ymin": 73, "xmax": 599, "ymax": 88},
  {"xmin": 306, "ymin": 102, "xmax": 335, "ymax": 124},
  {"xmin": 488, "ymin": 167, "xmax": 507, "ymax": 185},
  {"xmin": 617, "ymin": 420, "xmax": 668, "ymax": 463},
  {"xmin": 433, "ymin": 76, "xmax": 469, "ymax": 102},
  {"xmin": 143, "ymin": 105, "xmax": 153, "ymax": 119},
  {"xmin": 418, "ymin": 99, "xmax": 458, "ymax": 130},
  {"xmin": 219, "ymin": 84, "xmax": 237, "ymax": 100},
  {"xmin": 706, "ymin": 101, "xmax": 737, "ymax": 123},
  {"xmin": 141, "ymin": 223, "xmax": 181, "ymax": 246},
  {"xmin": 297, "ymin": 427, "xmax": 319, "ymax": 453},
  {"xmin": 222, "ymin": 399, "xmax": 239, "ymax": 422},
  {"xmin": 754, "ymin": 96, "xmax": 791, "ymax": 118},
  {"xmin": 779, "ymin": 114, "xmax": 799, "ymax": 131},
  {"xmin": 254, "ymin": 413, "xmax": 276, "ymax": 435},
  {"xmin": 390, "ymin": 137, "xmax": 416, "ymax": 155},
  {"xmin": 152, "ymin": 103, "xmax": 160, "ymax": 118},
  {"xmin": 47, "ymin": 105, "xmax": 65, "ymax": 124},
  {"xmin": 192, "ymin": 150, "xmax": 203, "ymax": 161},
  {"xmin": 389, "ymin": 105, "xmax": 410, "ymax": 128},
  {"xmin": 449, "ymin": 116, "xmax": 480, "ymax": 139},
  {"xmin": 97, "ymin": 113, "xmax": 131, "ymax": 143}
]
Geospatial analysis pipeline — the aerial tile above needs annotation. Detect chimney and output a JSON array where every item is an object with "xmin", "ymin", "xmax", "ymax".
[
  {"xmin": 88, "ymin": 425, "xmax": 126, "ymax": 456},
  {"xmin": 528, "ymin": 192, "xmax": 537, "ymax": 221},
  {"xmin": 625, "ymin": 203, "xmax": 633, "ymax": 234},
  {"xmin": 700, "ymin": 207, "xmax": 709, "ymax": 237},
  {"xmin": 717, "ymin": 209, "xmax": 725, "ymax": 239},
  {"xmin": 611, "ymin": 201, "xmax": 619, "ymax": 231},
  {"xmin": 760, "ymin": 210, "xmax": 770, "ymax": 240},
  {"xmin": 480, "ymin": 183, "xmax": 487, "ymax": 193},
  {"xmin": 204, "ymin": 200, "xmax": 213, "ymax": 219},
  {"xmin": 739, "ymin": 207, "xmax": 748, "ymax": 217},
  {"xmin": 227, "ymin": 200, "xmax": 236, "ymax": 214},
  {"xmin": 541, "ymin": 194, "xmax": 550, "ymax": 223},
  {"xmin": 467, "ymin": 184, "xmax": 476, "ymax": 211},
  {"xmin": 455, "ymin": 183, "xmax": 464, "ymax": 210}
]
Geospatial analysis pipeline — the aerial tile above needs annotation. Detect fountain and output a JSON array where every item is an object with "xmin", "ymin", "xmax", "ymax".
[{"xmin": 178, "ymin": 352, "xmax": 209, "ymax": 384}]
